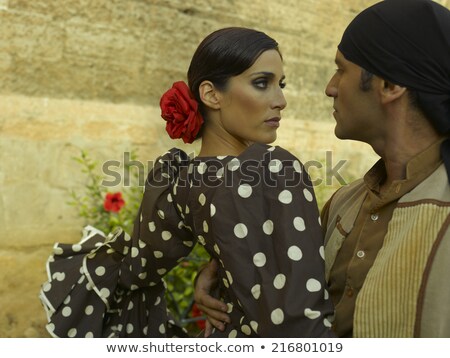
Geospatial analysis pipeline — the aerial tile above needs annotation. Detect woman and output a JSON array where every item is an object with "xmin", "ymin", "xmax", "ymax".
[{"xmin": 40, "ymin": 27, "xmax": 334, "ymax": 338}]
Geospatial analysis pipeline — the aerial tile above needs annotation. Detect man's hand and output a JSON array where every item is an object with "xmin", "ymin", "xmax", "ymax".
[{"xmin": 194, "ymin": 259, "xmax": 231, "ymax": 337}]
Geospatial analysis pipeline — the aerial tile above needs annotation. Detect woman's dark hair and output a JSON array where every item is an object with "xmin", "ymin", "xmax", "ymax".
[{"xmin": 187, "ymin": 27, "xmax": 280, "ymax": 117}]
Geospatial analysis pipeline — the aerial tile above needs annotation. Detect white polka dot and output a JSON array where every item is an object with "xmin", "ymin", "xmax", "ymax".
[
  {"xmin": 227, "ymin": 303, "xmax": 233, "ymax": 313},
  {"xmin": 198, "ymin": 193, "xmax": 206, "ymax": 206},
  {"xmin": 138, "ymin": 240, "xmax": 147, "ymax": 248},
  {"xmin": 85, "ymin": 305, "xmax": 94, "ymax": 315},
  {"xmin": 198, "ymin": 235, "xmax": 206, "ymax": 245},
  {"xmin": 303, "ymin": 188, "xmax": 314, "ymax": 202},
  {"xmin": 324, "ymin": 318, "xmax": 332, "ymax": 327},
  {"xmin": 62, "ymin": 307, "xmax": 72, "ymax": 317},
  {"xmin": 148, "ymin": 222, "xmax": 156, "ymax": 232},
  {"xmin": 42, "ymin": 282, "xmax": 52, "ymax": 292},
  {"xmin": 319, "ymin": 246, "xmax": 325, "ymax": 260},
  {"xmin": 306, "ymin": 278, "xmax": 321, "ymax": 292},
  {"xmin": 227, "ymin": 158, "xmax": 240, "ymax": 171},
  {"xmin": 228, "ymin": 329, "xmax": 238, "ymax": 338},
  {"xmin": 324, "ymin": 289, "xmax": 329, "ymax": 300},
  {"xmin": 293, "ymin": 217, "xmax": 306, "ymax": 231},
  {"xmin": 128, "ymin": 301, "xmax": 134, "ymax": 310},
  {"xmin": 203, "ymin": 220, "xmax": 209, "ymax": 233},
  {"xmin": 141, "ymin": 258, "xmax": 147, "ymax": 267},
  {"xmin": 210, "ymin": 204, "xmax": 216, "ymax": 217},
  {"xmin": 95, "ymin": 266, "xmax": 106, "ymax": 276},
  {"xmin": 238, "ymin": 184, "xmax": 252, "ymax": 198},
  {"xmin": 72, "ymin": 244, "xmax": 82, "ymax": 252},
  {"xmin": 216, "ymin": 167, "xmax": 224, "ymax": 178},
  {"xmin": 162, "ymin": 231, "xmax": 172, "ymax": 241},
  {"xmin": 197, "ymin": 162, "xmax": 207, "ymax": 175},
  {"xmin": 67, "ymin": 328, "xmax": 77, "ymax": 337},
  {"xmin": 269, "ymin": 159, "xmax": 283, "ymax": 173},
  {"xmin": 250, "ymin": 321, "xmax": 258, "ymax": 333},
  {"xmin": 234, "ymin": 223, "xmax": 248, "ymax": 238},
  {"xmin": 222, "ymin": 278, "xmax": 229, "ymax": 288},
  {"xmin": 185, "ymin": 205, "xmax": 190, "ymax": 214},
  {"xmin": 138, "ymin": 272, "xmax": 147, "ymax": 279},
  {"xmin": 213, "ymin": 244, "xmax": 220, "ymax": 255},
  {"xmin": 154, "ymin": 296, "xmax": 161, "ymax": 306},
  {"xmin": 52, "ymin": 272, "xmax": 65, "ymax": 281},
  {"xmin": 293, "ymin": 160, "xmax": 302, "ymax": 173},
  {"xmin": 251, "ymin": 284, "xmax": 261, "ymax": 299},
  {"xmin": 278, "ymin": 190, "xmax": 292, "ymax": 204},
  {"xmin": 100, "ymin": 288, "xmax": 111, "ymax": 298},
  {"xmin": 241, "ymin": 325, "xmax": 251, "ymax": 335},
  {"xmin": 271, "ymin": 308, "xmax": 284, "ymax": 325},
  {"xmin": 253, "ymin": 252, "xmax": 266, "ymax": 267},
  {"xmin": 158, "ymin": 210, "xmax": 165, "ymax": 219},
  {"xmin": 183, "ymin": 241, "xmax": 193, "ymax": 247},
  {"xmin": 267, "ymin": 146, "xmax": 276, "ymax": 152},
  {"xmin": 226, "ymin": 271, "xmax": 233, "ymax": 285},
  {"xmin": 157, "ymin": 268, "xmax": 167, "ymax": 275},
  {"xmin": 126, "ymin": 324, "xmax": 134, "ymax": 334},
  {"xmin": 46, "ymin": 323, "xmax": 55, "ymax": 333},
  {"xmin": 63, "ymin": 295, "xmax": 71, "ymax": 305},
  {"xmin": 54, "ymin": 246, "xmax": 63, "ymax": 255},
  {"xmin": 167, "ymin": 193, "xmax": 173, "ymax": 202},
  {"xmin": 263, "ymin": 220, "xmax": 274, "ymax": 235},
  {"xmin": 131, "ymin": 247, "xmax": 139, "ymax": 258},
  {"xmin": 173, "ymin": 182, "xmax": 177, "ymax": 195},
  {"xmin": 305, "ymin": 308, "xmax": 321, "ymax": 320},
  {"xmin": 287, "ymin": 246, "xmax": 303, "ymax": 261},
  {"xmin": 85, "ymin": 332, "xmax": 94, "ymax": 338},
  {"xmin": 159, "ymin": 324, "xmax": 166, "ymax": 334},
  {"xmin": 273, "ymin": 274, "xmax": 286, "ymax": 289}
]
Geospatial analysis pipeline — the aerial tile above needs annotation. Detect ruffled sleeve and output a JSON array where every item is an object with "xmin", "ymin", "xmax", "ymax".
[
  {"xmin": 209, "ymin": 144, "xmax": 335, "ymax": 337},
  {"xmin": 39, "ymin": 149, "xmax": 195, "ymax": 337}
]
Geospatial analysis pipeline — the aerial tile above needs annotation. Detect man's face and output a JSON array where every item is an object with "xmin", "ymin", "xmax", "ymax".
[{"xmin": 325, "ymin": 50, "xmax": 381, "ymax": 144}]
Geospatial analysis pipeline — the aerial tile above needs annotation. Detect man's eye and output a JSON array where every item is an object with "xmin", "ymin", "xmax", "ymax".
[{"xmin": 279, "ymin": 82, "xmax": 286, "ymax": 89}]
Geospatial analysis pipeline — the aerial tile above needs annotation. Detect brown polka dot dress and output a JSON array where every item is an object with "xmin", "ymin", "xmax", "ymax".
[{"xmin": 40, "ymin": 143, "xmax": 335, "ymax": 337}]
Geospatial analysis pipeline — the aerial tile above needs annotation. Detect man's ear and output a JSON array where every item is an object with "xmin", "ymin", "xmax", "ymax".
[
  {"xmin": 379, "ymin": 79, "xmax": 407, "ymax": 104},
  {"xmin": 198, "ymin": 81, "xmax": 221, "ymax": 110}
]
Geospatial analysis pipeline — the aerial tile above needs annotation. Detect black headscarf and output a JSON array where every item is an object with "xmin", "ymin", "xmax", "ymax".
[{"xmin": 338, "ymin": 0, "xmax": 450, "ymax": 182}]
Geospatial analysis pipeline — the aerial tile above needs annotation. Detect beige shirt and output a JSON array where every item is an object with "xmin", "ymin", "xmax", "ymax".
[{"xmin": 321, "ymin": 140, "xmax": 443, "ymax": 337}]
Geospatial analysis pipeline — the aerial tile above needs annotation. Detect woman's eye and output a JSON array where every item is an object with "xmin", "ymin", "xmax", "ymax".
[
  {"xmin": 253, "ymin": 79, "xmax": 268, "ymax": 89},
  {"xmin": 279, "ymin": 82, "xmax": 286, "ymax": 89}
]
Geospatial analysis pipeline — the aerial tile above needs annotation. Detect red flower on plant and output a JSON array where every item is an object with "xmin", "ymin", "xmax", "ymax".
[
  {"xmin": 160, "ymin": 81, "xmax": 204, "ymax": 144},
  {"xmin": 191, "ymin": 303, "xmax": 206, "ymax": 331},
  {"xmin": 103, "ymin": 192, "xmax": 125, "ymax": 213}
]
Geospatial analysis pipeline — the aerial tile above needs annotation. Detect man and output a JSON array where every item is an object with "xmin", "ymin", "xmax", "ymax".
[{"xmin": 194, "ymin": 0, "xmax": 450, "ymax": 337}]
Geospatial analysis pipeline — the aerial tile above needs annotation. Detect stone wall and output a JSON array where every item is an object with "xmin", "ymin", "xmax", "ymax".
[{"xmin": 1, "ymin": 0, "xmax": 448, "ymax": 337}]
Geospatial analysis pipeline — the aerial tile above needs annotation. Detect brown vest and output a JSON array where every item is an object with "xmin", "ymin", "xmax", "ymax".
[{"xmin": 324, "ymin": 164, "xmax": 450, "ymax": 337}]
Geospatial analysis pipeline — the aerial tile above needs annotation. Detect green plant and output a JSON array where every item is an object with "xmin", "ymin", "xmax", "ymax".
[{"xmin": 67, "ymin": 149, "xmax": 208, "ymax": 334}]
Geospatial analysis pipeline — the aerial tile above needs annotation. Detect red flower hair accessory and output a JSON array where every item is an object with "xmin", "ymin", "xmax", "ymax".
[{"xmin": 160, "ymin": 81, "xmax": 204, "ymax": 144}]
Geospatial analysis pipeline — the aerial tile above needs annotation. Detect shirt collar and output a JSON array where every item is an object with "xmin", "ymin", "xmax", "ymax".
[{"xmin": 363, "ymin": 139, "xmax": 444, "ymax": 208}]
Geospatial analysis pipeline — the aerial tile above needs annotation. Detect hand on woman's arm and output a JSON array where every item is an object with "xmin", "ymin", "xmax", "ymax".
[{"xmin": 194, "ymin": 259, "xmax": 231, "ymax": 336}]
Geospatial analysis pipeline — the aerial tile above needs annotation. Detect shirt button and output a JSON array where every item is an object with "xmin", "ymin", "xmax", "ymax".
[
  {"xmin": 356, "ymin": 250, "xmax": 365, "ymax": 258},
  {"xmin": 371, "ymin": 213, "xmax": 379, "ymax": 221}
]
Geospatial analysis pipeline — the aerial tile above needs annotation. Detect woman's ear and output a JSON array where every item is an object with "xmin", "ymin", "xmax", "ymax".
[
  {"xmin": 379, "ymin": 79, "xmax": 407, "ymax": 104},
  {"xmin": 198, "ymin": 81, "xmax": 221, "ymax": 110}
]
